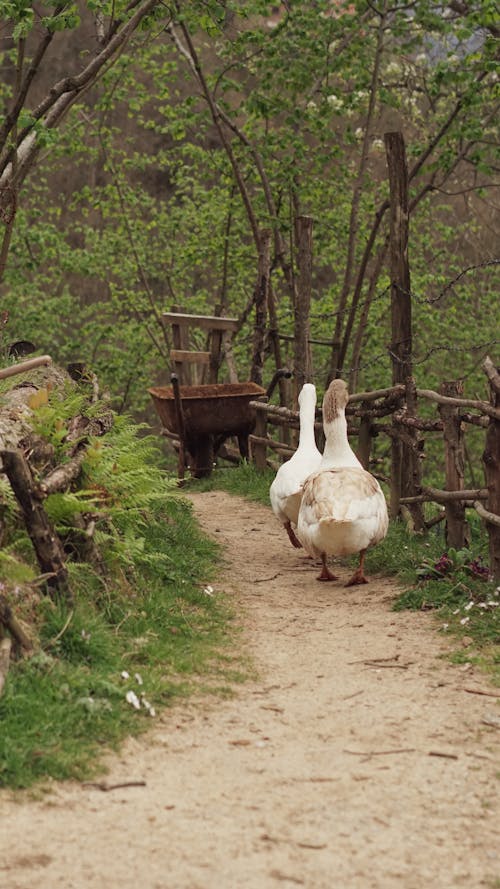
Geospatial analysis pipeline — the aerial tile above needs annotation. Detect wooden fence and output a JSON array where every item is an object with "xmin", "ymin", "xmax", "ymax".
[{"xmin": 248, "ymin": 356, "xmax": 500, "ymax": 580}]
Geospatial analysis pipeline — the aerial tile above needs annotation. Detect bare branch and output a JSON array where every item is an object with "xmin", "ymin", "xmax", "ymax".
[
  {"xmin": 0, "ymin": 5, "xmax": 65, "ymax": 157},
  {"xmin": 0, "ymin": 0, "xmax": 162, "ymax": 196}
]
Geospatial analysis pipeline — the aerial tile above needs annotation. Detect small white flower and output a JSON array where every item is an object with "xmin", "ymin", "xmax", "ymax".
[
  {"xmin": 121, "ymin": 670, "xmax": 130, "ymax": 680},
  {"xmin": 459, "ymin": 617, "xmax": 470, "ymax": 625},
  {"xmin": 354, "ymin": 127, "xmax": 364, "ymax": 140},
  {"xmin": 141, "ymin": 695, "xmax": 156, "ymax": 717},
  {"xmin": 134, "ymin": 672, "xmax": 143, "ymax": 686},
  {"xmin": 126, "ymin": 690, "xmax": 141, "ymax": 710},
  {"xmin": 452, "ymin": 608, "xmax": 460, "ymax": 615},
  {"xmin": 386, "ymin": 61, "xmax": 401, "ymax": 77},
  {"xmin": 464, "ymin": 601, "xmax": 474, "ymax": 611},
  {"xmin": 326, "ymin": 94, "xmax": 343, "ymax": 111},
  {"xmin": 372, "ymin": 138, "xmax": 384, "ymax": 152},
  {"xmin": 307, "ymin": 100, "xmax": 318, "ymax": 112},
  {"xmin": 203, "ymin": 585, "xmax": 214, "ymax": 596},
  {"xmin": 442, "ymin": 623, "xmax": 449, "ymax": 630}
]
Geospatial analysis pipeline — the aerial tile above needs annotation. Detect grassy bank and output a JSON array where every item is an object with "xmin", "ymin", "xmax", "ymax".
[
  {"xmin": 0, "ymin": 389, "xmax": 244, "ymax": 790},
  {"xmin": 0, "ymin": 487, "xmax": 245, "ymax": 789}
]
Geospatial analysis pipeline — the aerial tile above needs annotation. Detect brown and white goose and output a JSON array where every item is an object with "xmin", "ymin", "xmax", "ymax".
[{"xmin": 297, "ymin": 379, "xmax": 388, "ymax": 584}]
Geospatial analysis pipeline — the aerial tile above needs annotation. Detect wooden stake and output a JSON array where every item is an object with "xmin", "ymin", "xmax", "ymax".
[
  {"xmin": 250, "ymin": 396, "xmax": 269, "ymax": 470},
  {"xmin": 0, "ymin": 637, "xmax": 12, "ymax": 698},
  {"xmin": 439, "ymin": 379, "xmax": 469, "ymax": 548},
  {"xmin": 0, "ymin": 449, "xmax": 72, "ymax": 602},
  {"xmin": 0, "ymin": 593, "xmax": 34, "ymax": 653}
]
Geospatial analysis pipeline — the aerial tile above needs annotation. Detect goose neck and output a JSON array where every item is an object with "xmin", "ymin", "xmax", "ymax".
[
  {"xmin": 321, "ymin": 414, "xmax": 353, "ymax": 465},
  {"xmin": 298, "ymin": 396, "xmax": 317, "ymax": 450}
]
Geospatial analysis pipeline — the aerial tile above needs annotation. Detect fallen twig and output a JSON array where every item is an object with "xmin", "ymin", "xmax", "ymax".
[
  {"xmin": 461, "ymin": 686, "xmax": 500, "ymax": 698},
  {"xmin": 428, "ymin": 750, "xmax": 459, "ymax": 760},
  {"xmin": 343, "ymin": 747, "xmax": 415, "ymax": 757},
  {"xmin": 254, "ymin": 573, "xmax": 281, "ymax": 583},
  {"xmin": 82, "ymin": 780, "xmax": 147, "ymax": 792}
]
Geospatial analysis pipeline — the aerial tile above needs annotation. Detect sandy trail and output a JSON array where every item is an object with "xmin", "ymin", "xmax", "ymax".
[{"xmin": 1, "ymin": 490, "xmax": 499, "ymax": 889}]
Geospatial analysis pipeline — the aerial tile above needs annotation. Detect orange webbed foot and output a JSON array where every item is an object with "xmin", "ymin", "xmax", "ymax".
[{"xmin": 316, "ymin": 555, "xmax": 338, "ymax": 582}]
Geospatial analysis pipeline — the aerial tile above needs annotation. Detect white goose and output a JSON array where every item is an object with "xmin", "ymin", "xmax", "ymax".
[
  {"xmin": 270, "ymin": 383, "xmax": 322, "ymax": 549},
  {"xmin": 297, "ymin": 379, "xmax": 388, "ymax": 584}
]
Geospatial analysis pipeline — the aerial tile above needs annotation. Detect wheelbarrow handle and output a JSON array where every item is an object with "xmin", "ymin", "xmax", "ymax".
[
  {"xmin": 266, "ymin": 367, "xmax": 292, "ymax": 399},
  {"xmin": 170, "ymin": 373, "xmax": 187, "ymax": 479}
]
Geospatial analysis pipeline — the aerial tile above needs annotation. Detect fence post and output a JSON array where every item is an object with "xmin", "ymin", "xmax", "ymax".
[
  {"xmin": 405, "ymin": 377, "xmax": 425, "ymax": 531},
  {"xmin": 356, "ymin": 409, "xmax": 372, "ymax": 470},
  {"xmin": 482, "ymin": 358, "xmax": 500, "ymax": 580},
  {"xmin": 384, "ymin": 131, "xmax": 415, "ymax": 520},
  {"xmin": 438, "ymin": 379, "xmax": 469, "ymax": 549},
  {"xmin": 251, "ymin": 397, "xmax": 269, "ymax": 470}
]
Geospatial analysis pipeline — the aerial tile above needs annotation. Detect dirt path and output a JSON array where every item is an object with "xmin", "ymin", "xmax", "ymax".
[{"xmin": 1, "ymin": 490, "xmax": 499, "ymax": 889}]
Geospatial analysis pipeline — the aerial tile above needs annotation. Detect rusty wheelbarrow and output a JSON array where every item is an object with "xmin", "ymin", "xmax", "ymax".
[{"xmin": 148, "ymin": 369, "xmax": 291, "ymax": 478}]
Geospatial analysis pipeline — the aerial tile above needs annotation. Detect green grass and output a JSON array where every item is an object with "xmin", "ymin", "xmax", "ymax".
[
  {"xmin": 186, "ymin": 461, "xmax": 276, "ymax": 505},
  {"xmin": 0, "ymin": 495, "xmax": 244, "ymax": 790},
  {"xmin": 188, "ymin": 462, "xmax": 500, "ymax": 686}
]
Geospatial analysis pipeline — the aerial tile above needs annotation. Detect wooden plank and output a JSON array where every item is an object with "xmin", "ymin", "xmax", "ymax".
[
  {"xmin": 0, "ymin": 355, "xmax": 52, "ymax": 380},
  {"xmin": 162, "ymin": 312, "xmax": 238, "ymax": 332},
  {"xmin": 170, "ymin": 305, "xmax": 190, "ymax": 384},
  {"xmin": 170, "ymin": 350, "xmax": 211, "ymax": 365}
]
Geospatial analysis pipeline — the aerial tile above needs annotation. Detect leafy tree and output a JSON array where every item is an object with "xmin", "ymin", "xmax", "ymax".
[
  {"xmin": 1, "ymin": 0, "xmax": 498, "ymax": 414},
  {"xmin": 0, "ymin": 0, "xmax": 164, "ymax": 282}
]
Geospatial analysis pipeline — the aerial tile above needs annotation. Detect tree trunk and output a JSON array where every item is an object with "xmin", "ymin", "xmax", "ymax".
[
  {"xmin": 384, "ymin": 131, "xmax": 417, "ymax": 521},
  {"xmin": 250, "ymin": 229, "xmax": 271, "ymax": 387}
]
